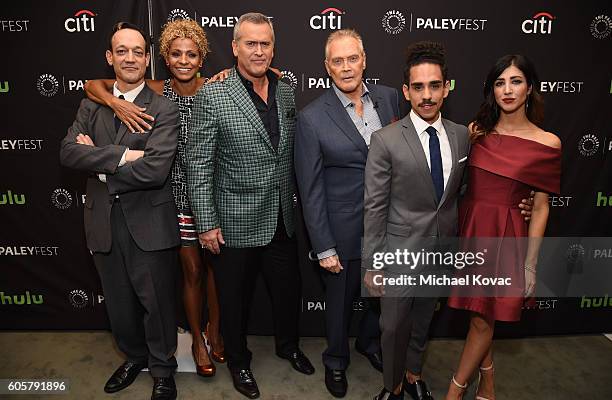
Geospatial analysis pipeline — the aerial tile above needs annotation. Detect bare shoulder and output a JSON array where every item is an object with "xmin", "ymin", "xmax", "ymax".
[
  {"xmin": 534, "ymin": 129, "xmax": 562, "ymax": 149},
  {"xmin": 145, "ymin": 79, "xmax": 164, "ymax": 95}
]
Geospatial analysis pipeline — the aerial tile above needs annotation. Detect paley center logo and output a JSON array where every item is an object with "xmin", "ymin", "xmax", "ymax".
[
  {"xmin": 167, "ymin": 8, "xmax": 191, "ymax": 22},
  {"xmin": 37, "ymin": 74, "xmax": 60, "ymax": 97},
  {"xmin": 65, "ymin": 9, "xmax": 96, "ymax": 33},
  {"xmin": 590, "ymin": 15, "xmax": 611, "ymax": 39},
  {"xmin": 280, "ymin": 70, "xmax": 298, "ymax": 90},
  {"xmin": 521, "ymin": 12, "xmax": 554, "ymax": 35},
  {"xmin": 310, "ymin": 7, "xmax": 344, "ymax": 30},
  {"xmin": 578, "ymin": 133, "xmax": 599, "ymax": 157},
  {"xmin": 51, "ymin": 188, "xmax": 86, "ymax": 210},
  {"xmin": 382, "ymin": 10, "xmax": 406, "ymax": 35}
]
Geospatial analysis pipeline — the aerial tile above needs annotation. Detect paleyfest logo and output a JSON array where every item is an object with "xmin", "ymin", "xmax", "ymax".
[{"xmin": 578, "ymin": 134, "xmax": 600, "ymax": 157}]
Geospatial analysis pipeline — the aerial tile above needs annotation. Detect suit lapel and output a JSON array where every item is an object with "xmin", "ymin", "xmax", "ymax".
[
  {"xmin": 368, "ymin": 84, "xmax": 393, "ymax": 126},
  {"xmin": 226, "ymin": 68, "xmax": 274, "ymax": 152},
  {"xmin": 114, "ymin": 84, "xmax": 153, "ymax": 145},
  {"xmin": 438, "ymin": 119, "xmax": 459, "ymax": 208},
  {"xmin": 400, "ymin": 115, "xmax": 438, "ymax": 204},
  {"xmin": 324, "ymin": 89, "xmax": 368, "ymax": 157},
  {"xmin": 276, "ymin": 84, "xmax": 287, "ymax": 156},
  {"xmin": 100, "ymin": 106, "xmax": 117, "ymax": 143}
]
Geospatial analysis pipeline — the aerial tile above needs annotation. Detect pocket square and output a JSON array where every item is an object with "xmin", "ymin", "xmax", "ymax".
[{"xmin": 458, "ymin": 156, "xmax": 467, "ymax": 163}]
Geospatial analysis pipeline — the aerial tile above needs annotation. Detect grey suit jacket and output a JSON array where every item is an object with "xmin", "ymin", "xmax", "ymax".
[
  {"xmin": 60, "ymin": 85, "xmax": 180, "ymax": 252},
  {"xmin": 295, "ymin": 84, "xmax": 400, "ymax": 260},
  {"xmin": 362, "ymin": 114, "xmax": 470, "ymax": 269}
]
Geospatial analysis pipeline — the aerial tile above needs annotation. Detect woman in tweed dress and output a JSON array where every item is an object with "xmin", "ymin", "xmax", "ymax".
[{"xmin": 84, "ymin": 19, "xmax": 226, "ymax": 377}]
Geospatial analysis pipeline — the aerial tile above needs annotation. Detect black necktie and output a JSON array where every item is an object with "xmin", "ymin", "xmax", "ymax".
[
  {"xmin": 114, "ymin": 95, "xmax": 125, "ymax": 131},
  {"xmin": 426, "ymin": 126, "xmax": 444, "ymax": 202}
]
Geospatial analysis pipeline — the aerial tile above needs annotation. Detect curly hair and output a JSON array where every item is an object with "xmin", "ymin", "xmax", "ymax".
[
  {"xmin": 403, "ymin": 41, "xmax": 448, "ymax": 85},
  {"xmin": 158, "ymin": 19, "xmax": 210, "ymax": 60}
]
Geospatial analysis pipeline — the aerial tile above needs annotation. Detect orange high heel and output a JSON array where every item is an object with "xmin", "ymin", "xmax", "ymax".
[
  {"xmin": 205, "ymin": 322, "xmax": 225, "ymax": 363},
  {"xmin": 192, "ymin": 340, "xmax": 215, "ymax": 378}
]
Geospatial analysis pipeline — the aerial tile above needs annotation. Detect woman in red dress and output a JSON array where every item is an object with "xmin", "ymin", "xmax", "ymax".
[{"xmin": 445, "ymin": 55, "xmax": 561, "ymax": 400}]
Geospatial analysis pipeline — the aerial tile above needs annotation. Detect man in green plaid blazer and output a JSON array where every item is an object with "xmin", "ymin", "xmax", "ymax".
[{"xmin": 186, "ymin": 13, "xmax": 313, "ymax": 399}]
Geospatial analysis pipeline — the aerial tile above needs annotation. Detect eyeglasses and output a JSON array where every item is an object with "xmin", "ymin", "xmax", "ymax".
[{"xmin": 328, "ymin": 54, "xmax": 362, "ymax": 68}]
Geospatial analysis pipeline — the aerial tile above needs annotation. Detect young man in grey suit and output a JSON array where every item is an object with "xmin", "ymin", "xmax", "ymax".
[
  {"xmin": 295, "ymin": 29, "xmax": 400, "ymax": 398},
  {"xmin": 363, "ymin": 41, "xmax": 467, "ymax": 400},
  {"xmin": 60, "ymin": 22, "xmax": 180, "ymax": 400},
  {"xmin": 186, "ymin": 12, "xmax": 313, "ymax": 399}
]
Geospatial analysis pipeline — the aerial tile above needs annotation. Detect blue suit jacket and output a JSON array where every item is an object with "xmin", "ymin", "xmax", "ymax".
[{"xmin": 295, "ymin": 84, "xmax": 400, "ymax": 260}]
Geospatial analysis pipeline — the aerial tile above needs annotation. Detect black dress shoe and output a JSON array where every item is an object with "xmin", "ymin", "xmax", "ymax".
[
  {"xmin": 325, "ymin": 366, "xmax": 347, "ymax": 398},
  {"xmin": 355, "ymin": 341, "xmax": 383, "ymax": 373},
  {"xmin": 231, "ymin": 369, "xmax": 260, "ymax": 399},
  {"xmin": 373, "ymin": 387, "xmax": 404, "ymax": 400},
  {"xmin": 151, "ymin": 376, "xmax": 176, "ymax": 400},
  {"xmin": 403, "ymin": 377, "xmax": 434, "ymax": 400},
  {"xmin": 104, "ymin": 361, "xmax": 146, "ymax": 393},
  {"xmin": 278, "ymin": 349, "xmax": 315, "ymax": 375}
]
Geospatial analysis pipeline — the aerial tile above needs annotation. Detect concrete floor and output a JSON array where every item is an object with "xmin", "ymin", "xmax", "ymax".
[{"xmin": 0, "ymin": 332, "xmax": 611, "ymax": 399}]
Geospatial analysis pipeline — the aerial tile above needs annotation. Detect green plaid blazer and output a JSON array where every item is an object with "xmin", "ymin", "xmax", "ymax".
[{"xmin": 186, "ymin": 67, "xmax": 297, "ymax": 247}]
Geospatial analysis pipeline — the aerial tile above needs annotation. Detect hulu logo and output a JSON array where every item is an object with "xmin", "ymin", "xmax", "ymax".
[
  {"xmin": 449, "ymin": 79, "xmax": 455, "ymax": 91},
  {"xmin": 580, "ymin": 295, "xmax": 612, "ymax": 308},
  {"xmin": 595, "ymin": 192, "xmax": 612, "ymax": 207},
  {"xmin": 0, "ymin": 190, "xmax": 25, "ymax": 205},
  {"xmin": 0, "ymin": 81, "xmax": 8, "ymax": 93},
  {"xmin": 0, "ymin": 291, "xmax": 44, "ymax": 305}
]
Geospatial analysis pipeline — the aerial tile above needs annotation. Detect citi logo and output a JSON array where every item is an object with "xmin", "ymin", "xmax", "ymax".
[
  {"xmin": 310, "ymin": 7, "xmax": 344, "ymax": 30},
  {"xmin": 0, "ymin": 291, "xmax": 43, "ymax": 305},
  {"xmin": 0, "ymin": 81, "xmax": 8, "ymax": 93},
  {"xmin": 0, "ymin": 190, "xmax": 25, "ymax": 205},
  {"xmin": 65, "ymin": 9, "xmax": 96, "ymax": 33},
  {"xmin": 521, "ymin": 12, "xmax": 554, "ymax": 35}
]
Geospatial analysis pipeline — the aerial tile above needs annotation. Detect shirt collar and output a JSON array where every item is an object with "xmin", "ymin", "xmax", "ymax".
[
  {"xmin": 236, "ymin": 67, "xmax": 278, "ymax": 91},
  {"xmin": 410, "ymin": 109, "xmax": 444, "ymax": 136},
  {"xmin": 332, "ymin": 82, "xmax": 369, "ymax": 108},
  {"xmin": 113, "ymin": 81, "xmax": 145, "ymax": 103}
]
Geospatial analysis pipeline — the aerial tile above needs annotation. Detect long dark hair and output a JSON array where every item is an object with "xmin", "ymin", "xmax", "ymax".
[{"xmin": 471, "ymin": 54, "xmax": 544, "ymax": 141}]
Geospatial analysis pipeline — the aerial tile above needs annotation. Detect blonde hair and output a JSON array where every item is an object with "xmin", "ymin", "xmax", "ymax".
[
  {"xmin": 233, "ymin": 12, "xmax": 274, "ymax": 42},
  {"xmin": 325, "ymin": 29, "xmax": 364, "ymax": 60},
  {"xmin": 159, "ymin": 19, "xmax": 210, "ymax": 60}
]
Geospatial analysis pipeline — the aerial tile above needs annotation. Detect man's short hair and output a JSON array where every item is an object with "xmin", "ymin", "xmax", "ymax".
[
  {"xmin": 403, "ymin": 41, "xmax": 447, "ymax": 85},
  {"xmin": 324, "ymin": 29, "xmax": 364, "ymax": 60},
  {"xmin": 108, "ymin": 21, "xmax": 150, "ymax": 53},
  {"xmin": 233, "ymin": 12, "xmax": 274, "ymax": 42}
]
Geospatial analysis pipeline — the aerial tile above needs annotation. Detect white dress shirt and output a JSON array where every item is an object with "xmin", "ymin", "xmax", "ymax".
[{"xmin": 409, "ymin": 109, "xmax": 452, "ymax": 189}]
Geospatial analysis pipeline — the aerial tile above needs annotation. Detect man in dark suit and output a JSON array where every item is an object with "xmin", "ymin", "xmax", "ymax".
[
  {"xmin": 363, "ymin": 42, "xmax": 469, "ymax": 400},
  {"xmin": 186, "ymin": 12, "xmax": 313, "ymax": 399},
  {"xmin": 294, "ymin": 29, "xmax": 401, "ymax": 398},
  {"xmin": 60, "ymin": 22, "xmax": 180, "ymax": 400}
]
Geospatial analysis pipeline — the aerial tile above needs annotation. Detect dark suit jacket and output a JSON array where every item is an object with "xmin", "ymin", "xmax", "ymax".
[
  {"xmin": 60, "ymin": 84, "xmax": 180, "ymax": 252},
  {"xmin": 295, "ymin": 84, "xmax": 400, "ymax": 260}
]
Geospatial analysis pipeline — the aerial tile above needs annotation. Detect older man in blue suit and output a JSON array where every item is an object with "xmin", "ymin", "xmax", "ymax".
[{"xmin": 294, "ymin": 29, "xmax": 401, "ymax": 398}]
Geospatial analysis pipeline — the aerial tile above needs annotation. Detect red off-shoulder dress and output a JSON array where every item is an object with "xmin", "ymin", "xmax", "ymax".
[{"xmin": 447, "ymin": 134, "xmax": 561, "ymax": 321}]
